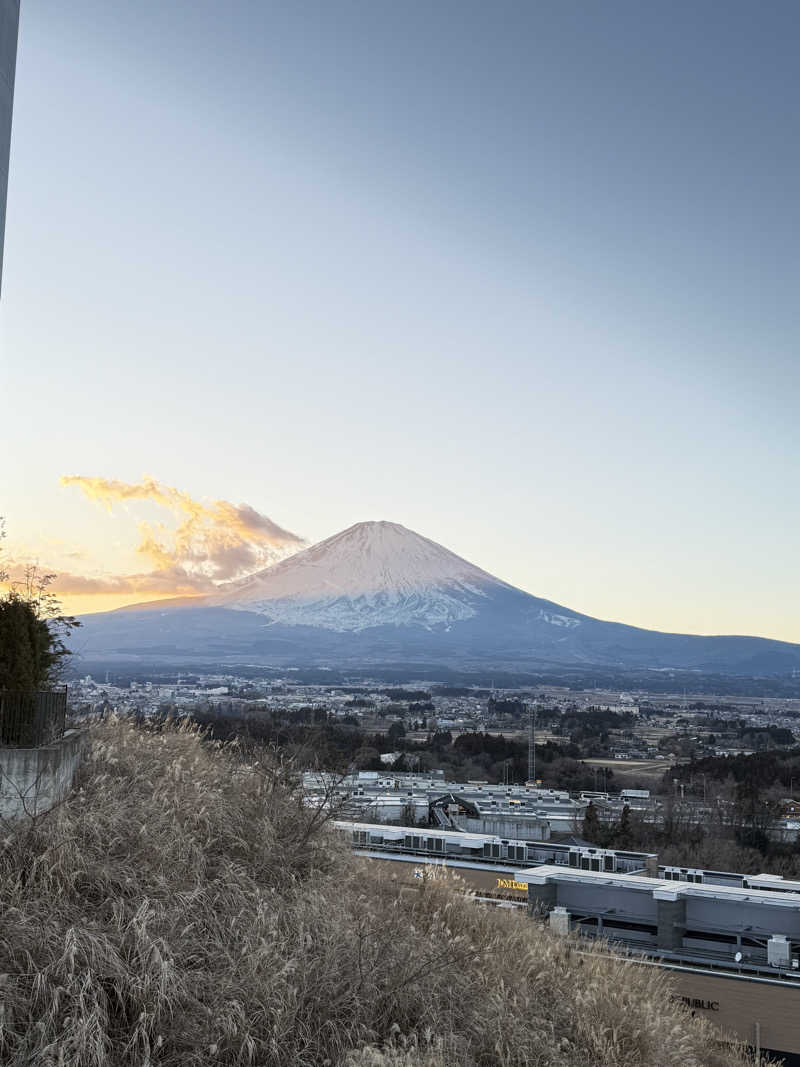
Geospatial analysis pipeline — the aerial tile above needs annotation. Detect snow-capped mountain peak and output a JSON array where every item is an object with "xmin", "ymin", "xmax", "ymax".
[
  {"xmin": 212, "ymin": 520, "xmax": 510, "ymax": 631},
  {"xmin": 76, "ymin": 518, "xmax": 800, "ymax": 675}
]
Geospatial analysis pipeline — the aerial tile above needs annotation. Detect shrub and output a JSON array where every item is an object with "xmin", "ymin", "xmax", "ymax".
[{"xmin": 0, "ymin": 560, "xmax": 78, "ymax": 690}]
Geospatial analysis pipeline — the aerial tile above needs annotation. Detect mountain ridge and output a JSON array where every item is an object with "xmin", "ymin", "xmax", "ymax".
[{"xmin": 72, "ymin": 520, "xmax": 800, "ymax": 676}]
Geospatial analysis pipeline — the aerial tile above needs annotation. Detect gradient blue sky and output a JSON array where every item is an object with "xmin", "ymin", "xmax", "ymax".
[{"xmin": 1, "ymin": 1, "xmax": 799, "ymax": 637}]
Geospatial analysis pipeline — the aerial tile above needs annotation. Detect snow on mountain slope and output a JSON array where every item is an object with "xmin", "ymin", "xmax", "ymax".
[
  {"xmin": 75, "ymin": 519, "xmax": 800, "ymax": 674},
  {"xmin": 212, "ymin": 520, "xmax": 536, "ymax": 632}
]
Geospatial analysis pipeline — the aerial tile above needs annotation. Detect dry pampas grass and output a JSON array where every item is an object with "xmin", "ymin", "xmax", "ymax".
[{"xmin": 0, "ymin": 719, "xmax": 760, "ymax": 1066}]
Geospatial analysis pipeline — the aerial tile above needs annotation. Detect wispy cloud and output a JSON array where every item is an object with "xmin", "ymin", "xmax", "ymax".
[{"xmin": 51, "ymin": 475, "xmax": 305, "ymax": 598}]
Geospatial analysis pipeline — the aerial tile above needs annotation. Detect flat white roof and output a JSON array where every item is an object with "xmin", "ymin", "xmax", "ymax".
[
  {"xmin": 746, "ymin": 873, "xmax": 800, "ymax": 892},
  {"xmin": 353, "ymin": 850, "xmax": 521, "ymax": 874},
  {"xmin": 334, "ymin": 820, "xmax": 496, "ymax": 845},
  {"xmin": 514, "ymin": 865, "xmax": 800, "ymax": 908}
]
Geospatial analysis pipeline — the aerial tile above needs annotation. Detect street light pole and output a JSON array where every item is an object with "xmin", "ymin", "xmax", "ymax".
[
  {"xmin": 528, "ymin": 704, "xmax": 538, "ymax": 784},
  {"xmin": 533, "ymin": 708, "xmax": 537, "ymax": 784}
]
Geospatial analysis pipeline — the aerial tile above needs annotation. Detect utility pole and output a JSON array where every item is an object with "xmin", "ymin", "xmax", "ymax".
[{"xmin": 528, "ymin": 704, "xmax": 537, "ymax": 784}]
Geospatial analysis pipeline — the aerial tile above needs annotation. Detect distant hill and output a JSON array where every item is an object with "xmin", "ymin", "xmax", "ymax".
[{"xmin": 73, "ymin": 520, "xmax": 800, "ymax": 676}]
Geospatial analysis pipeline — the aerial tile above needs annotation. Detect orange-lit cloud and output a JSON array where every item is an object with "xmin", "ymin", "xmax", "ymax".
[{"xmin": 34, "ymin": 475, "xmax": 307, "ymax": 610}]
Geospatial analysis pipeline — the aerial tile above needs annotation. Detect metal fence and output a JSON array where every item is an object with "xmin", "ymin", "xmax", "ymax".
[{"xmin": 0, "ymin": 688, "xmax": 68, "ymax": 747}]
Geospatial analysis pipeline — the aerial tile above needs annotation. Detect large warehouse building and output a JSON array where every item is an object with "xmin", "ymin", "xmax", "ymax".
[
  {"xmin": 339, "ymin": 815, "xmax": 800, "ymax": 1062},
  {"xmin": 0, "ymin": 0, "xmax": 19, "ymax": 294},
  {"xmin": 520, "ymin": 864, "xmax": 800, "ymax": 1064}
]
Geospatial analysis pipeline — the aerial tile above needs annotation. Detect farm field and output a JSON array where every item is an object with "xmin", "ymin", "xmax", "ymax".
[{"xmin": 581, "ymin": 757, "xmax": 675, "ymax": 783}]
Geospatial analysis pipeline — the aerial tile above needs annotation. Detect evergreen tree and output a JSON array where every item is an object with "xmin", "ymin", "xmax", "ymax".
[
  {"xmin": 582, "ymin": 800, "xmax": 600, "ymax": 842},
  {"xmin": 618, "ymin": 804, "xmax": 633, "ymax": 847},
  {"xmin": 387, "ymin": 721, "xmax": 406, "ymax": 742},
  {"xmin": 0, "ymin": 525, "xmax": 79, "ymax": 690}
]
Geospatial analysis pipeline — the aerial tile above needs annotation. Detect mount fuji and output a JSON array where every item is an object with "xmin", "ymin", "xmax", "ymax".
[
  {"xmin": 213, "ymin": 520, "xmax": 520, "ymax": 630},
  {"xmin": 74, "ymin": 521, "xmax": 800, "ymax": 676}
]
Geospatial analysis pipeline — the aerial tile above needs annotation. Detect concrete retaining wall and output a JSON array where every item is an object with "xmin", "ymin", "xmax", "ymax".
[{"xmin": 0, "ymin": 729, "xmax": 88, "ymax": 819}]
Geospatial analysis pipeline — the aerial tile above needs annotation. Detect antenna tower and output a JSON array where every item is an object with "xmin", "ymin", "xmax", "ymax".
[{"xmin": 528, "ymin": 703, "xmax": 537, "ymax": 783}]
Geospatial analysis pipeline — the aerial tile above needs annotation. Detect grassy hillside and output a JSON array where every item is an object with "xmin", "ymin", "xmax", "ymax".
[{"xmin": 0, "ymin": 721, "xmax": 757, "ymax": 1066}]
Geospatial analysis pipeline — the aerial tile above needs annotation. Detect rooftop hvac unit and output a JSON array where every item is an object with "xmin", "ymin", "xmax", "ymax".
[
  {"xmin": 549, "ymin": 907, "xmax": 570, "ymax": 937},
  {"xmin": 768, "ymin": 935, "xmax": 792, "ymax": 968}
]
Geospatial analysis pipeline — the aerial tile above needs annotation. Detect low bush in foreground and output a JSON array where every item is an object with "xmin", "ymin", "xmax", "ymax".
[{"xmin": 0, "ymin": 721, "xmax": 758, "ymax": 1066}]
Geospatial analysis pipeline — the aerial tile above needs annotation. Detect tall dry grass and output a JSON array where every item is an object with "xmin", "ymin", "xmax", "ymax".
[{"xmin": 0, "ymin": 719, "xmax": 759, "ymax": 1065}]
